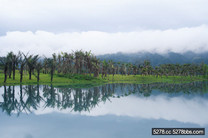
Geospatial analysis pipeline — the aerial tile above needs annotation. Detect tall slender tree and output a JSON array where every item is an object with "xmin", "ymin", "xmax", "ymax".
[
  {"xmin": 0, "ymin": 57, "xmax": 9, "ymax": 83},
  {"xmin": 7, "ymin": 52, "xmax": 13, "ymax": 79},
  {"xmin": 19, "ymin": 52, "xmax": 27, "ymax": 83},
  {"xmin": 24, "ymin": 54, "xmax": 39, "ymax": 80},
  {"xmin": 12, "ymin": 52, "xmax": 20, "ymax": 80},
  {"xmin": 35, "ymin": 61, "xmax": 42, "ymax": 82}
]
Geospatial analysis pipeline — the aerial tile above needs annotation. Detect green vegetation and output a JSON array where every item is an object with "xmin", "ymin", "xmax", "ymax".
[
  {"xmin": 0, "ymin": 72, "xmax": 207, "ymax": 86},
  {"xmin": 0, "ymin": 50, "xmax": 208, "ymax": 86},
  {"xmin": 0, "ymin": 72, "xmax": 103, "ymax": 86}
]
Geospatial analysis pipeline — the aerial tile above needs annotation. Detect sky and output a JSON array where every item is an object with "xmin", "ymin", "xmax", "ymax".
[{"xmin": 0, "ymin": 0, "xmax": 208, "ymax": 56}]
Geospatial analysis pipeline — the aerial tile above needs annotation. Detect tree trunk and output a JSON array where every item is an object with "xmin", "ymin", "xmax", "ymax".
[
  {"xmin": 51, "ymin": 69, "xmax": 53, "ymax": 82},
  {"xmin": 94, "ymin": 69, "xmax": 99, "ymax": 77},
  {"xmin": 20, "ymin": 71, "xmax": 23, "ymax": 83},
  {"xmin": 4, "ymin": 65, "xmax": 8, "ymax": 83},
  {"xmin": 13, "ymin": 68, "xmax": 15, "ymax": 80},
  {"xmin": 76, "ymin": 68, "xmax": 79, "ymax": 74},
  {"xmin": 37, "ymin": 70, "xmax": 40, "ymax": 82},
  {"xmin": 4, "ymin": 74, "xmax": 7, "ymax": 83},
  {"xmin": 9, "ymin": 70, "xmax": 12, "ymax": 78},
  {"xmin": 20, "ymin": 65, "xmax": 23, "ymax": 83},
  {"xmin": 29, "ymin": 69, "xmax": 32, "ymax": 80},
  {"xmin": 12, "ymin": 61, "xmax": 15, "ymax": 80}
]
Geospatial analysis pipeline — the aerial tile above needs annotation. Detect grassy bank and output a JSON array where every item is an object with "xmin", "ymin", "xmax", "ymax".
[
  {"xmin": 0, "ymin": 72, "xmax": 208, "ymax": 86},
  {"xmin": 101, "ymin": 74, "xmax": 208, "ymax": 84}
]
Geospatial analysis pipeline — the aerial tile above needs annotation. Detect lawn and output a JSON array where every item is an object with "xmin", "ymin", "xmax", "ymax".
[{"xmin": 0, "ymin": 71, "xmax": 207, "ymax": 86}]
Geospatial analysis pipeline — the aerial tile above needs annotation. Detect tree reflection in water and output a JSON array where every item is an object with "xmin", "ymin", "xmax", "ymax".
[{"xmin": 0, "ymin": 81, "xmax": 208, "ymax": 115}]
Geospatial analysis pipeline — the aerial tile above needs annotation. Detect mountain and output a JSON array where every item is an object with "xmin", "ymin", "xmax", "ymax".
[{"xmin": 97, "ymin": 51, "xmax": 208, "ymax": 66}]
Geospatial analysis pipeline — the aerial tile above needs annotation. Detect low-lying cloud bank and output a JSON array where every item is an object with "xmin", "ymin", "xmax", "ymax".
[{"xmin": 0, "ymin": 25, "xmax": 208, "ymax": 56}]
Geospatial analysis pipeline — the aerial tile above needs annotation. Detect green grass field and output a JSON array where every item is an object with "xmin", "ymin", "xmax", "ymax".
[{"xmin": 0, "ymin": 71, "xmax": 207, "ymax": 86}]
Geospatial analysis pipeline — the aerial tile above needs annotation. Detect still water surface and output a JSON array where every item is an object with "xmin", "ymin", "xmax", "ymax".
[{"xmin": 0, "ymin": 82, "xmax": 208, "ymax": 138}]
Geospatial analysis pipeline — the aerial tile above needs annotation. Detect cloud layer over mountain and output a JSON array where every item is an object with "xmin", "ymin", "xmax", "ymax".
[
  {"xmin": 0, "ymin": 25, "xmax": 208, "ymax": 56},
  {"xmin": 0, "ymin": 0, "xmax": 208, "ymax": 55}
]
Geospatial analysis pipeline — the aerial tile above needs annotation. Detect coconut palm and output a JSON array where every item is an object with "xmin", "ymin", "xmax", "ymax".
[
  {"xmin": 11, "ymin": 52, "xmax": 20, "ymax": 80},
  {"xmin": 91, "ymin": 56, "xmax": 99, "ymax": 77},
  {"xmin": 0, "ymin": 57, "xmax": 9, "ymax": 83},
  {"xmin": 47, "ymin": 58, "xmax": 56, "ymax": 82},
  {"xmin": 57, "ymin": 53, "xmax": 62, "ymax": 73},
  {"xmin": 120, "ymin": 63, "xmax": 126, "ymax": 75},
  {"xmin": 35, "ymin": 61, "xmax": 42, "ymax": 82},
  {"xmin": 84, "ymin": 51, "xmax": 92, "ymax": 75},
  {"xmin": 24, "ymin": 54, "xmax": 39, "ymax": 80},
  {"xmin": 6, "ymin": 52, "xmax": 13, "ymax": 79},
  {"xmin": 101, "ymin": 60, "xmax": 108, "ymax": 78},
  {"xmin": 19, "ymin": 52, "xmax": 27, "ymax": 83},
  {"xmin": 132, "ymin": 65, "xmax": 137, "ymax": 75},
  {"xmin": 43, "ymin": 57, "xmax": 48, "ymax": 74}
]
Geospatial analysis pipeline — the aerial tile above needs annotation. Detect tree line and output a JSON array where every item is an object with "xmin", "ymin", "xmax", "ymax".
[{"xmin": 0, "ymin": 50, "xmax": 208, "ymax": 83}]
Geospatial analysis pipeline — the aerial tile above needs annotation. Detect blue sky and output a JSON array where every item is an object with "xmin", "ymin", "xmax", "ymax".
[{"xmin": 0, "ymin": 0, "xmax": 208, "ymax": 56}]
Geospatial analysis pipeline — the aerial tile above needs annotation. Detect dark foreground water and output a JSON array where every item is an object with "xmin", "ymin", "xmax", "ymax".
[{"xmin": 0, "ymin": 82, "xmax": 208, "ymax": 138}]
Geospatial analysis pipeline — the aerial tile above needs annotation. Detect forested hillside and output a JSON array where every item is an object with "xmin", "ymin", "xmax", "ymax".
[{"xmin": 98, "ymin": 51, "xmax": 208, "ymax": 66}]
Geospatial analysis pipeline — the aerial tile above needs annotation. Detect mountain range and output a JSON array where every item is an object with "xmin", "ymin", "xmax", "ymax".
[{"xmin": 97, "ymin": 51, "xmax": 208, "ymax": 66}]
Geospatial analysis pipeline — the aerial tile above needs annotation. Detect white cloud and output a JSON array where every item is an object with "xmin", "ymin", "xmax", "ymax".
[
  {"xmin": 0, "ymin": 0, "xmax": 207, "ymax": 33},
  {"xmin": 0, "ymin": 25, "xmax": 208, "ymax": 56}
]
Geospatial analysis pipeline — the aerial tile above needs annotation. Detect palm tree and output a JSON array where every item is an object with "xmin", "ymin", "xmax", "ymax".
[
  {"xmin": 19, "ymin": 52, "xmax": 27, "ymax": 83},
  {"xmin": 102, "ymin": 60, "xmax": 108, "ymax": 78},
  {"xmin": 120, "ymin": 63, "xmax": 126, "ymax": 75},
  {"xmin": 202, "ymin": 64, "xmax": 208, "ymax": 77},
  {"xmin": 46, "ymin": 58, "xmax": 56, "ymax": 82},
  {"xmin": 6, "ymin": 52, "xmax": 13, "ymax": 79},
  {"xmin": 12, "ymin": 52, "xmax": 20, "ymax": 80},
  {"xmin": 132, "ymin": 65, "xmax": 137, "ymax": 75},
  {"xmin": 0, "ymin": 57, "xmax": 9, "ymax": 83},
  {"xmin": 84, "ymin": 51, "xmax": 92, "ymax": 75},
  {"xmin": 74, "ymin": 50, "xmax": 85, "ymax": 74},
  {"xmin": 116, "ymin": 62, "xmax": 121, "ymax": 74},
  {"xmin": 91, "ymin": 56, "xmax": 99, "ymax": 77},
  {"xmin": 126, "ymin": 63, "xmax": 133, "ymax": 75},
  {"xmin": 66, "ymin": 53, "xmax": 74, "ymax": 74},
  {"xmin": 35, "ymin": 61, "xmax": 42, "ymax": 82},
  {"xmin": 108, "ymin": 60, "xmax": 114, "ymax": 76},
  {"xmin": 142, "ymin": 60, "xmax": 152, "ymax": 76},
  {"xmin": 57, "ymin": 53, "xmax": 62, "ymax": 73},
  {"xmin": 43, "ymin": 57, "xmax": 48, "ymax": 74},
  {"xmin": 24, "ymin": 54, "xmax": 39, "ymax": 80}
]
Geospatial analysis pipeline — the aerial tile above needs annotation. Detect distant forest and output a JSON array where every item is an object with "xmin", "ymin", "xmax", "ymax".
[{"xmin": 98, "ymin": 51, "xmax": 208, "ymax": 66}]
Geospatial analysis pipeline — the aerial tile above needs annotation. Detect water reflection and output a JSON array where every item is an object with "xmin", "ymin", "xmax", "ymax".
[
  {"xmin": 1, "ymin": 82, "xmax": 208, "ymax": 138},
  {"xmin": 0, "ymin": 82, "xmax": 208, "ymax": 115}
]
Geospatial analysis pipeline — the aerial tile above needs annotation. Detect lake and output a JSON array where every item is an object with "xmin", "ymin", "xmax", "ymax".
[{"xmin": 0, "ymin": 82, "xmax": 208, "ymax": 138}]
